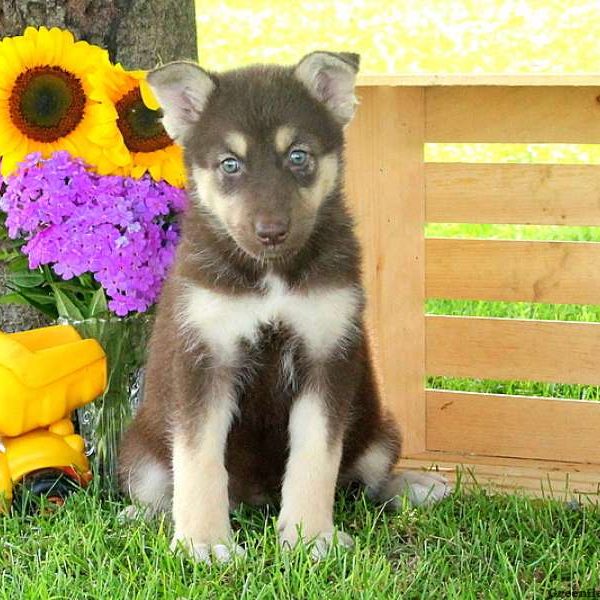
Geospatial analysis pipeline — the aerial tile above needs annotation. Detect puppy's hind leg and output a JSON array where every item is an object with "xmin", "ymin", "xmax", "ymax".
[
  {"xmin": 118, "ymin": 423, "xmax": 172, "ymax": 521},
  {"xmin": 350, "ymin": 419, "xmax": 451, "ymax": 509},
  {"xmin": 378, "ymin": 470, "xmax": 451, "ymax": 509}
]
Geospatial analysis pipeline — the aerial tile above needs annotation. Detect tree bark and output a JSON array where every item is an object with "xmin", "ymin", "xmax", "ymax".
[
  {"xmin": 0, "ymin": 0, "xmax": 197, "ymax": 331},
  {"xmin": 0, "ymin": 0, "xmax": 198, "ymax": 68}
]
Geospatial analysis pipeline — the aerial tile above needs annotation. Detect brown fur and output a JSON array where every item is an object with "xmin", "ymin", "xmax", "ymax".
[{"xmin": 117, "ymin": 54, "xmax": 443, "ymax": 556}]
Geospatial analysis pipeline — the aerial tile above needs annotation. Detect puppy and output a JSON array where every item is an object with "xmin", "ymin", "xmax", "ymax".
[{"xmin": 118, "ymin": 52, "xmax": 449, "ymax": 563}]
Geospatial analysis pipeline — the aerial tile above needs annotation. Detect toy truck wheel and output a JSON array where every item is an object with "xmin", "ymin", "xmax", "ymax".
[{"xmin": 18, "ymin": 468, "xmax": 81, "ymax": 507}]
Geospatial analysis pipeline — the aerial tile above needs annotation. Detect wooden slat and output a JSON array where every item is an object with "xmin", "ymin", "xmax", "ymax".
[
  {"xmin": 425, "ymin": 86, "xmax": 600, "ymax": 143},
  {"xmin": 402, "ymin": 450, "xmax": 600, "ymax": 473},
  {"xmin": 396, "ymin": 452, "xmax": 600, "ymax": 502},
  {"xmin": 345, "ymin": 86, "xmax": 426, "ymax": 455},
  {"xmin": 425, "ymin": 163, "xmax": 600, "ymax": 226},
  {"xmin": 426, "ymin": 238, "xmax": 600, "ymax": 304},
  {"xmin": 426, "ymin": 389, "xmax": 600, "ymax": 463},
  {"xmin": 358, "ymin": 74, "xmax": 600, "ymax": 87},
  {"xmin": 426, "ymin": 315, "xmax": 600, "ymax": 385}
]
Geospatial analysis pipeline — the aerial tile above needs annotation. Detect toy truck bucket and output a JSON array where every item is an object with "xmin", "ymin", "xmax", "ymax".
[{"xmin": 0, "ymin": 325, "xmax": 107, "ymax": 437}]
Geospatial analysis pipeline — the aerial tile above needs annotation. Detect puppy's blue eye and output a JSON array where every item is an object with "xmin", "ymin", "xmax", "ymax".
[
  {"xmin": 289, "ymin": 149, "xmax": 308, "ymax": 167},
  {"xmin": 221, "ymin": 157, "xmax": 241, "ymax": 174}
]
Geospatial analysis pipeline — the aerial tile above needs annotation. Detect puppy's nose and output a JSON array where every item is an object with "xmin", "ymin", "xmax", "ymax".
[{"xmin": 255, "ymin": 219, "xmax": 289, "ymax": 246}]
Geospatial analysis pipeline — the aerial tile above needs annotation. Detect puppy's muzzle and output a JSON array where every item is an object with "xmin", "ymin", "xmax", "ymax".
[{"xmin": 255, "ymin": 218, "xmax": 290, "ymax": 246}]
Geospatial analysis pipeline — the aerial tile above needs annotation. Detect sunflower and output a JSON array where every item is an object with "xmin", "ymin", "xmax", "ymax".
[
  {"xmin": 96, "ymin": 64, "xmax": 185, "ymax": 187},
  {"xmin": 0, "ymin": 26, "xmax": 130, "ymax": 177}
]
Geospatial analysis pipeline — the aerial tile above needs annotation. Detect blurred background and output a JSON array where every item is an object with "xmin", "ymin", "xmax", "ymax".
[
  {"xmin": 196, "ymin": 0, "xmax": 599, "ymax": 74},
  {"xmin": 196, "ymin": 0, "xmax": 600, "ymax": 167}
]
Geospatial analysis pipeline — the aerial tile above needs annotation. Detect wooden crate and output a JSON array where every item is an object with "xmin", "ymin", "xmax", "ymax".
[{"xmin": 345, "ymin": 74, "xmax": 600, "ymax": 502}]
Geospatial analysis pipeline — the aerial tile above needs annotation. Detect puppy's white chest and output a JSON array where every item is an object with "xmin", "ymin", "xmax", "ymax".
[{"xmin": 180, "ymin": 275, "xmax": 359, "ymax": 363}]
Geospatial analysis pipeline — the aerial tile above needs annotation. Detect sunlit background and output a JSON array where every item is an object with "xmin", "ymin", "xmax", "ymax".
[
  {"xmin": 195, "ymin": 0, "xmax": 600, "ymax": 166},
  {"xmin": 196, "ymin": 0, "xmax": 599, "ymax": 73}
]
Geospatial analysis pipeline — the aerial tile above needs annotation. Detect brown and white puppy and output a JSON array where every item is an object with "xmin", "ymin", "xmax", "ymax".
[{"xmin": 118, "ymin": 52, "xmax": 449, "ymax": 563}]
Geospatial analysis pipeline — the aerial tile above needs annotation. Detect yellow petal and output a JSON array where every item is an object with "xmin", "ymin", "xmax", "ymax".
[
  {"xmin": 88, "ymin": 119, "xmax": 120, "ymax": 138},
  {"xmin": 0, "ymin": 39, "xmax": 24, "ymax": 79},
  {"xmin": 139, "ymin": 78, "xmax": 160, "ymax": 110},
  {"xmin": 0, "ymin": 123, "xmax": 24, "ymax": 154},
  {"xmin": 131, "ymin": 164, "xmax": 146, "ymax": 178},
  {"xmin": 10, "ymin": 35, "xmax": 36, "ymax": 69},
  {"xmin": 86, "ymin": 101, "xmax": 118, "ymax": 123},
  {"xmin": 35, "ymin": 27, "xmax": 57, "ymax": 64},
  {"xmin": 1, "ymin": 136, "xmax": 30, "ymax": 176}
]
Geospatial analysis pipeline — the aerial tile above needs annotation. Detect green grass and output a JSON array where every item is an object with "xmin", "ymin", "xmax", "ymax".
[{"xmin": 2, "ymin": 481, "xmax": 600, "ymax": 599}]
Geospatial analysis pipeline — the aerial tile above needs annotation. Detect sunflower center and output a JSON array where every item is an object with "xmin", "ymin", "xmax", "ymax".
[
  {"xmin": 116, "ymin": 88, "xmax": 172, "ymax": 153},
  {"xmin": 9, "ymin": 66, "xmax": 86, "ymax": 142}
]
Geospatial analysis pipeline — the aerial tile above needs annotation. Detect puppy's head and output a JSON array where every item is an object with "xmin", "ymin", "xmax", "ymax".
[{"xmin": 147, "ymin": 52, "xmax": 360, "ymax": 260}]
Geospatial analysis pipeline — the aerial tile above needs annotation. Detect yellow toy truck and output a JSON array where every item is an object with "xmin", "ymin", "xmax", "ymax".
[{"xmin": 0, "ymin": 324, "xmax": 106, "ymax": 508}]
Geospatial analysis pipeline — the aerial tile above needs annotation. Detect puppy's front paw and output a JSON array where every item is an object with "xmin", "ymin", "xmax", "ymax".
[
  {"xmin": 171, "ymin": 534, "xmax": 246, "ymax": 565},
  {"xmin": 278, "ymin": 523, "xmax": 353, "ymax": 561},
  {"xmin": 309, "ymin": 530, "xmax": 354, "ymax": 561}
]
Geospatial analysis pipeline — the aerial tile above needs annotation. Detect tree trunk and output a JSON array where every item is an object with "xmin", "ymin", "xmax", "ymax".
[
  {"xmin": 0, "ymin": 0, "xmax": 197, "ymax": 331},
  {"xmin": 0, "ymin": 0, "xmax": 198, "ymax": 68}
]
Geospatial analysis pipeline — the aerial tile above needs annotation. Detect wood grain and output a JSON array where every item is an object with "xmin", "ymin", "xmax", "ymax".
[
  {"xmin": 426, "ymin": 389, "xmax": 600, "ymax": 463},
  {"xmin": 345, "ymin": 86, "xmax": 427, "ymax": 455},
  {"xmin": 426, "ymin": 315, "xmax": 600, "ymax": 385},
  {"xmin": 396, "ymin": 452, "xmax": 600, "ymax": 502},
  {"xmin": 425, "ymin": 86, "xmax": 600, "ymax": 143},
  {"xmin": 357, "ymin": 74, "xmax": 600, "ymax": 87},
  {"xmin": 425, "ymin": 163, "xmax": 600, "ymax": 226},
  {"xmin": 426, "ymin": 238, "xmax": 600, "ymax": 305}
]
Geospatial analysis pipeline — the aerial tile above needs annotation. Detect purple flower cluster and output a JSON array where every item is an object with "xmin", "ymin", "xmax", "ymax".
[{"xmin": 0, "ymin": 152, "xmax": 186, "ymax": 316}]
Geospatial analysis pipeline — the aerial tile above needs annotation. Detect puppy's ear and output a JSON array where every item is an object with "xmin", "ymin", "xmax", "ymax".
[
  {"xmin": 294, "ymin": 52, "xmax": 360, "ymax": 126},
  {"xmin": 146, "ymin": 61, "xmax": 216, "ymax": 142}
]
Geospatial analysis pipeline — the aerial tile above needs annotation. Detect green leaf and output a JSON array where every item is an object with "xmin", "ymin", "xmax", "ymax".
[
  {"xmin": 41, "ymin": 264, "xmax": 56, "ymax": 283},
  {"xmin": 88, "ymin": 287, "xmax": 109, "ymax": 318},
  {"xmin": 6, "ymin": 270, "xmax": 45, "ymax": 288},
  {"xmin": 14, "ymin": 289, "xmax": 56, "ymax": 306},
  {"xmin": 51, "ymin": 281, "xmax": 97, "ymax": 295},
  {"xmin": 0, "ymin": 292, "xmax": 29, "ymax": 305},
  {"xmin": 7, "ymin": 255, "xmax": 29, "ymax": 272},
  {"xmin": 0, "ymin": 238, "xmax": 24, "ymax": 260},
  {"xmin": 3, "ymin": 289, "xmax": 58, "ymax": 319},
  {"xmin": 51, "ymin": 285, "xmax": 84, "ymax": 321},
  {"xmin": 77, "ymin": 273, "xmax": 95, "ymax": 289}
]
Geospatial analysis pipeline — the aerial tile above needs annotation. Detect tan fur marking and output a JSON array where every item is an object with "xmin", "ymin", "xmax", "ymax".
[
  {"xmin": 123, "ymin": 459, "xmax": 171, "ymax": 513},
  {"xmin": 171, "ymin": 389, "xmax": 235, "ymax": 548},
  {"xmin": 278, "ymin": 391, "xmax": 342, "ymax": 546},
  {"xmin": 224, "ymin": 131, "xmax": 247, "ymax": 158},
  {"xmin": 274, "ymin": 125, "xmax": 297, "ymax": 154},
  {"xmin": 299, "ymin": 153, "xmax": 339, "ymax": 210},
  {"xmin": 352, "ymin": 441, "xmax": 393, "ymax": 492},
  {"xmin": 192, "ymin": 166, "xmax": 244, "ymax": 228}
]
